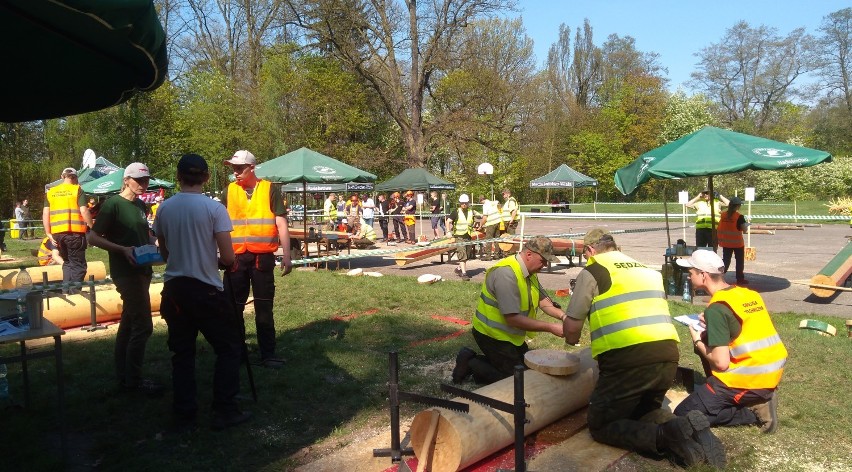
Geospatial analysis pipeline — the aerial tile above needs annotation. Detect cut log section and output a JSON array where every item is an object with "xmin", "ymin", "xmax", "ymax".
[
  {"xmin": 524, "ymin": 349, "xmax": 580, "ymax": 376},
  {"xmin": 497, "ymin": 237, "xmax": 584, "ymax": 257},
  {"xmin": 808, "ymin": 241, "xmax": 852, "ymax": 297},
  {"xmin": 0, "ymin": 261, "xmax": 107, "ymax": 290},
  {"xmin": 409, "ymin": 348, "xmax": 598, "ymax": 472}
]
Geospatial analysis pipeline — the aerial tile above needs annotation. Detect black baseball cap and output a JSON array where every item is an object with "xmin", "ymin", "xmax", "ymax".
[{"xmin": 177, "ymin": 153, "xmax": 208, "ymax": 174}]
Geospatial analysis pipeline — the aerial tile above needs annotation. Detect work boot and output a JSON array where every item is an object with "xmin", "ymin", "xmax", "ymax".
[
  {"xmin": 452, "ymin": 347, "xmax": 476, "ymax": 384},
  {"xmin": 750, "ymin": 392, "xmax": 778, "ymax": 434},
  {"xmin": 211, "ymin": 410, "xmax": 252, "ymax": 431},
  {"xmin": 684, "ymin": 410, "xmax": 727, "ymax": 469},
  {"xmin": 658, "ymin": 415, "xmax": 705, "ymax": 467}
]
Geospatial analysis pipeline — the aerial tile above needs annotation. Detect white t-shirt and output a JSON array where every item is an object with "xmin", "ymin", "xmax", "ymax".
[
  {"xmin": 153, "ymin": 192, "xmax": 233, "ymax": 289},
  {"xmin": 362, "ymin": 198, "xmax": 375, "ymax": 219}
]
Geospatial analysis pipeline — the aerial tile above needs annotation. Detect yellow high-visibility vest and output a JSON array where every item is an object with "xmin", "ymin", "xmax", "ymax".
[
  {"xmin": 46, "ymin": 182, "xmax": 86, "ymax": 234},
  {"xmin": 473, "ymin": 256, "xmax": 541, "ymax": 346},
  {"xmin": 586, "ymin": 251, "xmax": 679, "ymax": 358}
]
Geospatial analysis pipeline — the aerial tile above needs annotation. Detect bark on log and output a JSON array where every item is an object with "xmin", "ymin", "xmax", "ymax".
[
  {"xmin": 0, "ymin": 261, "xmax": 107, "ymax": 290},
  {"xmin": 410, "ymin": 348, "xmax": 598, "ymax": 472}
]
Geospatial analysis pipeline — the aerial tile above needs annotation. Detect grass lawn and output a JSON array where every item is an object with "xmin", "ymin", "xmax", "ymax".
[{"xmin": 1, "ymin": 265, "xmax": 850, "ymax": 471}]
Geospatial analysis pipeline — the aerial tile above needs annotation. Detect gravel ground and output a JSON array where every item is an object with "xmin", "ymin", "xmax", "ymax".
[{"xmin": 330, "ymin": 217, "xmax": 852, "ymax": 320}]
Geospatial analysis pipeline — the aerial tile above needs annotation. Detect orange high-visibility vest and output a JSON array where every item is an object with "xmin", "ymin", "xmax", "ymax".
[
  {"xmin": 717, "ymin": 211, "xmax": 744, "ymax": 248},
  {"xmin": 46, "ymin": 182, "xmax": 86, "ymax": 234},
  {"xmin": 711, "ymin": 287, "xmax": 787, "ymax": 390},
  {"xmin": 226, "ymin": 180, "xmax": 279, "ymax": 254}
]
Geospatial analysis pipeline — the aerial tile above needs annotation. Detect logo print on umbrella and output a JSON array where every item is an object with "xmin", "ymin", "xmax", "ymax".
[
  {"xmin": 313, "ymin": 165, "xmax": 337, "ymax": 175},
  {"xmin": 752, "ymin": 148, "xmax": 793, "ymax": 158}
]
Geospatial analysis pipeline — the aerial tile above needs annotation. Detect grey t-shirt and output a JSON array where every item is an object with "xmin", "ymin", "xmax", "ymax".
[{"xmin": 153, "ymin": 193, "xmax": 232, "ymax": 289}]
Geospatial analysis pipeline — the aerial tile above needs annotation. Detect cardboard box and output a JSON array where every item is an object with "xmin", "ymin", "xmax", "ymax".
[{"xmin": 133, "ymin": 245, "xmax": 164, "ymax": 266}]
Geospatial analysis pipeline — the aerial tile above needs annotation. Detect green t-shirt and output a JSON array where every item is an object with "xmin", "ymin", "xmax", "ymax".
[
  {"xmin": 91, "ymin": 195, "xmax": 152, "ymax": 277},
  {"xmin": 704, "ymin": 287, "xmax": 743, "ymax": 347}
]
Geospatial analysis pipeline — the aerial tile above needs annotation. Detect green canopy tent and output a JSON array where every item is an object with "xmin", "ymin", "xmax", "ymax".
[
  {"xmin": 44, "ymin": 156, "xmax": 123, "ymax": 192},
  {"xmin": 254, "ymin": 147, "xmax": 376, "ymax": 247},
  {"xmin": 375, "ymin": 167, "xmax": 455, "ymax": 192},
  {"xmin": 0, "ymin": 0, "xmax": 168, "ymax": 122},
  {"xmin": 529, "ymin": 163, "xmax": 598, "ymax": 203},
  {"xmin": 81, "ymin": 169, "xmax": 174, "ymax": 195},
  {"xmin": 614, "ymin": 126, "xmax": 832, "ymax": 248}
]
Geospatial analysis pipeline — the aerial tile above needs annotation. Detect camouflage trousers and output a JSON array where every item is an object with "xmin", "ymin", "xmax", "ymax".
[{"xmin": 587, "ymin": 360, "xmax": 678, "ymax": 454}]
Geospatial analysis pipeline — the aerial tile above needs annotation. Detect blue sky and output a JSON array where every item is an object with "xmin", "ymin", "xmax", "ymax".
[{"xmin": 510, "ymin": 0, "xmax": 849, "ymax": 91}]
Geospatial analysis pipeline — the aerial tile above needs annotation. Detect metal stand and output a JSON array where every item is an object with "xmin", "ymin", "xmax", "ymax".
[
  {"xmin": 81, "ymin": 275, "xmax": 107, "ymax": 332},
  {"xmin": 373, "ymin": 351, "xmax": 469, "ymax": 465}
]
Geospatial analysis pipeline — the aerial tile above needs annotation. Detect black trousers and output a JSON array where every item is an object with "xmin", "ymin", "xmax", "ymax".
[
  {"xmin": 468, "ymin": 328, "xmax": 529, "ymax": 384},
  {"xmin": 223, "ymin": 252, "xmax": 278, "ymax": 360},
  {"xmin": 161, "ymin": 277, "xmax": 243, "ymax": 417},
  {"xmin": 722, "ymin": 246, "xmax": 745, "ymax": 281},
  {"xmin": 56, "ymin": 232, "xmax": 87, "ymax": 289}
]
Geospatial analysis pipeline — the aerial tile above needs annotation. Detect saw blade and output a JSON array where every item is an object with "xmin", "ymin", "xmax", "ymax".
[
  {"xmin": 440, "ymin": 383, "xmax": 516, "ymax": 413},
  {"xmin": 399, "ymin": 391, "xmax": 470, "ymax": 413}
]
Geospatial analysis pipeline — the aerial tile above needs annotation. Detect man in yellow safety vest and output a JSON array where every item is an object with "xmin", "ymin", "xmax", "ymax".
[
  {"xmin": 675, "ymin": 249, "xmax": 787, "ymax": 435},
  {"xmin": 451, "ymin": 236, "xmax": 565, "ymax": 384},
  {"xmin": 562, "ymin": 229, "xmax": 726, "ymax": 469}
]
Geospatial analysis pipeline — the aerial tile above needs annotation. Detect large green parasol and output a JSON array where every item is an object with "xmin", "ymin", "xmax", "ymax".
[
  {"xmin": 0, "ymin": 0, "xmax": 167, "ymax": 122},
  {"xmin": 614, "ymin": 126, "xmax": 832, "ymax": 196},
  {"xmin": 81, "ymin": 169, "xmax": 174, "ymax": 195}
]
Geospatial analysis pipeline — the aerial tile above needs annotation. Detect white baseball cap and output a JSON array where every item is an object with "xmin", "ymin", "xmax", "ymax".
[
  {"xmin": 124, "ymin": 162, "xmax": 150, "ymax": 179},
  {"xmin": 225, "ymin": 150, "xmax": 256, "ymax": 165},
  {"xmin": 676, "ymin": 249, "xmax": 725, "ymax": 274}
]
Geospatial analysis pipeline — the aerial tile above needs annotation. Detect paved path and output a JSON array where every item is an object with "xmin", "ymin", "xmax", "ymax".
[{"xmin": 335, "ymin": 217, "xmax": 852, "ymax": 319}]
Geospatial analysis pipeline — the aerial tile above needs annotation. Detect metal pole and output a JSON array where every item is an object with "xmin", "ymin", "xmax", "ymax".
[
  {"xmin": 513, "ymin": 365, "xmax": 528, "ymax": 472},
  {"xmin": 388, "ymin": 351, "xmax": 402, "ymax": 462}
]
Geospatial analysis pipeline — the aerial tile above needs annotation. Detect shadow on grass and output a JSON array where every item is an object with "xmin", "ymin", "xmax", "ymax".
[{"xmin": 0, "ymin": 310, "xmax": 443, "ymax": 471}]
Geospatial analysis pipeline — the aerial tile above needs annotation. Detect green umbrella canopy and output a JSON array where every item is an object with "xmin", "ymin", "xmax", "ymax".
[
  {"xmin": 614, "ymin": 126, "xmax": 833, "ymax": 195},
  {"xmin": 254, "ymin": 147, "xmax": 376, "ymax": 184},
  {"xmin": 0, "ymin": 0, "xmax": 167, "ymax": 122},
  {"xmin": 530, "ymin": 164, "xmax": 598, "ymax": 188},
  {"xmin": 81, "ymin": 169, "xmax": 174, "ymax": 195},
  {"xmin": 375, "ymin": 167, "xmax": 455, "ymax": 192}
]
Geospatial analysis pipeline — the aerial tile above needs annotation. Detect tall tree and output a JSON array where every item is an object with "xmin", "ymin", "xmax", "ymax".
[
  {"xmin": 815, "ymin": 7, "xmax": 852, "ymax": 114},
  {"xmin": 691, "ymin": 21, "xmax": 815, "ymax": 132},
  {"xmin": 296, "ymin": 0, "xmax": 514, "ymax": 168},
  {"xmin": 546, "ymin": 19, "xmax": 601, "ymax": 111}
]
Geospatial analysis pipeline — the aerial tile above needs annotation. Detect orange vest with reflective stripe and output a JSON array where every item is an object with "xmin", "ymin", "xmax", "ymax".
[
  {"xmin": 717, "ymin": 211, "xmax": 744, "ymax": 248},
  {"xmin": 47, "ymin": 182, "xmax": 86, "ymax": 234},
  {"xmin": 226, "ymin": 180, "xmax": 279, "ymax": 254},
  {"xmin": 711, "ymin": 287, "xmax": 787, "ymax": 389}
]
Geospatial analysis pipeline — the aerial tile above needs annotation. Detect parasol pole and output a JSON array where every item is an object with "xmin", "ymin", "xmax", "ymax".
[
  {"xmin": 747, "ymin": 199, "xmax": 752, "ymax": 248},
  {"xmin": 663, "ymin": 183, "xmax": 671, "ymax": 249},
  {"xmin": 303, "ymin": 182, "xmax": 308, "ymax": 258},
  {"xmin": 708, "ymin": 176, "xmax": 717, "ymax": 251}
]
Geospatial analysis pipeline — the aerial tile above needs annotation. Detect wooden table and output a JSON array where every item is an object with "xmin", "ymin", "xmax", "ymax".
[{"xmin": 0, "ymin": 319, "xmax": 67, "ymax": 459}]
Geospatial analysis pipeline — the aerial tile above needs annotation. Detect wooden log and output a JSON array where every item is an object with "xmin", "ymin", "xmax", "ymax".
[
  {"xmin": 809, "ymin": 242, "xmax": 852, "ymax": 298},
  {"xmin": 391, "ymin": 232, "xmax": 485, "ymax": 267},
  {"xmin": 747, "ymin": 229, "xmax": 775, "ymax": 235},
  {"xmin": 0, "ymin": 261, "xmax": 107, "ymax": 290},
  {"xmin": 750, "ymin": 225, "xmax": 802, "ymax": 231},
  {"xmin": 43, "ymin": 282, "xmax": 163, "ymax": 329},
  {"xmin": 496, "ymin": 237, "xmax": 584, "ymax": 257},
  {"xmin": 409, "ymin": 348, "xmax": 598, "ymax": 472}
]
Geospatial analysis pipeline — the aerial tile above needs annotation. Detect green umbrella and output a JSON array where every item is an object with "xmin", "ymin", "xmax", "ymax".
[
  {"xmin": 255, "ymin": 147, "xmax": 376, "ymax": 183},
  {"xmin": 614, "ymin": 126, "xmax": 832, "ymax": 195},
  {"xmin": 1, "ymin": 0, "xmax": 167, "ymax": 122},
  {"xmin": 82, "ymin": 171, "xmax": 174, "ymax": 195},
  {"xmin": 375, "ymin": 167, "xmax": 455, "ymax": 192}
]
